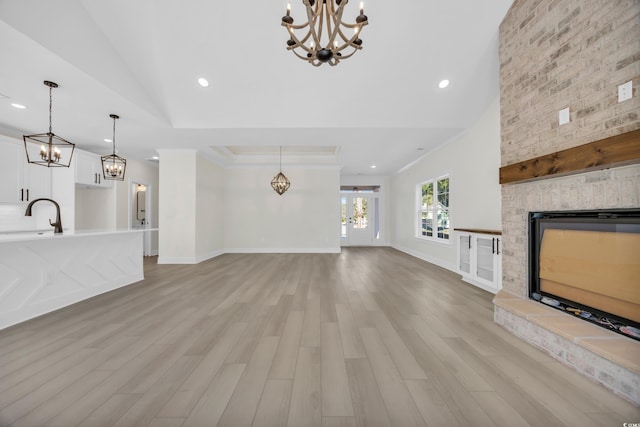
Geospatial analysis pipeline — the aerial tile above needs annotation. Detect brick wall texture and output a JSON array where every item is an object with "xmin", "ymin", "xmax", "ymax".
[
  {"xmin": 500, "ymin": 0, "xmax": 640, "ymax": 166},
  {"xmin": 499, "ymin": 0, "xmax": 640, "ymax": 298}
]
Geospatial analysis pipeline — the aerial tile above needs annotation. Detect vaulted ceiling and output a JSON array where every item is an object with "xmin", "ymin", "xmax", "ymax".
[{"xmin": 0, "ymin": 0, "xmax": 513, "ymax": 175}]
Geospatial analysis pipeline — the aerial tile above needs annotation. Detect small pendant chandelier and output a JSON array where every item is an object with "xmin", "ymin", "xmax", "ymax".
[
  {"xmin": 101, "ymin": 114, "xmax": 127, "ymax": 181},
  {"xmin": 271, "ymin": 146, "xmax": 291, "ymax": 195},
  {"xmin": 23, "ymin": 81, "xmax": 75, "ymax": 167},
  {"xmin": 282, "ymin": 0, "xmax": 368, "ymax": 66}
]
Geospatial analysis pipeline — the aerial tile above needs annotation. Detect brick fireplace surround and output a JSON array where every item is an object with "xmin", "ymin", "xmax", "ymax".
[{"xmin": 494, "ymin": 0, "xmax": 640, "ymax": 405}]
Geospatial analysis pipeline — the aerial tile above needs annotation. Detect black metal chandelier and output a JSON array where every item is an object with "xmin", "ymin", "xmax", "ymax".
[
  {"xmin": 271, "ymin": 146, "xmax": 291, "ymax": 195},
  {"xmin": 23, "ymin": 81, "xmax": 75, "ymax": 167},
  {"xmin": 101, "ymin": 114, "xmax": 126, "ymax": 181},
  {"xmin": 282, "ymin": 0, "xmax": 368, "ymax": 66}
]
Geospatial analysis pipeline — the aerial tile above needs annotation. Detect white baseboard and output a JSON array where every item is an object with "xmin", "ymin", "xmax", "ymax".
[
  {"xmin": 158, "ymin": 249, "xmax": 224, "ymax": 265},
  {"xmin": 158, "ymin": 247, "xmax": 341, "ymax": 264},
  {"xmin": 224, "ymin": 247, "xmax": 341, "ymax": 254},
  {"xmin": 390, "ymin": 243, "xmax": 458, "ymax": 273}
]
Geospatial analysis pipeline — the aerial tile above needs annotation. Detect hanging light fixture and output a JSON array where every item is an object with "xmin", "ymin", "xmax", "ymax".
[
  {"xmin": 282, "ymin": 0, "xmax": 368, "ymax": 66},
  {"xmin": 101, "ymin": 114, "xmax": 127, "ymax": 181},
  {"xmin": 23, "ymin": 81, "xmax": 75, "ymax": 167},
  {"xmin": 271, "ymin": 146, "xmax": 291, "ymax": 195}
]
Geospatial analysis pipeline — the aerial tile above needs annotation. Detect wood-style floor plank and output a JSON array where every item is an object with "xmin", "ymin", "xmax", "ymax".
[
  {"xmin": 0, "ymin": 248, "xmax": 636, "ymax": 427},
  {"xmin": 335, "ymin": 303, "xmax": 366, "ymax": 359},
  {"xmin": 252, "ymin": 379, "xmax": 293, "ymax": 427},
  {"xmin": 217, "ymin": 336, "xmax": 280, "ymax": 427},
  {"xmin": 321, "ymin": 322, "xmax": 354, "ymax": 417},
  {"xmin": 287, "ymin": 346, "xmax": 322, "ymax": 427},
  {"xmin": 359, "ymin": 328, "xmax": 426, "ymax": 427},
  {"xmin": 269, "ymin": 310, "xmax": 304, "ymax": 379},
  {"xmin": 182, "ymin": 363, "xmax": 246, "ymax": 427},
  {"xmin": 344, "ymin": 358, "xmax": 391, "ymax": 427}
]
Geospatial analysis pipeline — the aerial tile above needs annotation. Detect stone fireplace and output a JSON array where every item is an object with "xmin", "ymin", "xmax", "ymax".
[{"xmin": 494, "ymin": 0, "xmax": 640, "ymax": 405}]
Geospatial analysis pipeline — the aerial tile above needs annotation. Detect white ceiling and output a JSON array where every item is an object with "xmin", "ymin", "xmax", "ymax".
[{"xmin": 0, "ymin": 0, "xmax": 513, "ymax": 176}]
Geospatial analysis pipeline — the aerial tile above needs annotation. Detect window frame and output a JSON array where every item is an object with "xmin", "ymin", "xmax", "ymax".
[{"xmin": 415, "ymin": 174, "xmax": 451, "ymax": 244}]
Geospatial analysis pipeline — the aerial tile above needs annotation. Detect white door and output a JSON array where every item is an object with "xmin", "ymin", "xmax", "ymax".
[{"xmin": 341, "ymin": 194, "xmax": 377, "ymax": 246}]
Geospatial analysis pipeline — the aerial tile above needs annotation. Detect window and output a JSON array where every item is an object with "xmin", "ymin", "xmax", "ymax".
[{"xmin": 417, "ymin": 175, "xmax": 450, "ymax": 242}]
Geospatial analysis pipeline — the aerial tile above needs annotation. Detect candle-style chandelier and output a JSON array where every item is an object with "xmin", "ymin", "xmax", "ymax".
[
  {"xmin": 101, "ymin": 114, "xmax": 127, "ymax": 181},
  {"xmin": 23, "ymin": 81, "xmax": 75, "ymax": 167},
  {"xmin": 271, "ymin": 146, "xmax": 291, "ymax": 195},
  {"xmin": 281, "ymin": 0, "xmax": 368, "ymax": 66}
]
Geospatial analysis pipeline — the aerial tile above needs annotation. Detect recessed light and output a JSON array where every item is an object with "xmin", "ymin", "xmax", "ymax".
[
  {"xmin": 152, "ymin": 156, "xmax": 159, "ymax": 160},
  {"xmin": 197, "ymin": 78, "xmax": 210, "ymax": 87},
  {"xmin": 438, "ymin": 79, "xmax": 450, "ymax": 89},
  {"xmin": 11, "ymin": 103, "xmax": 26, "ymax": 109},
  {"xmin": 417, "ymin": 147, "xmax": 424, "ymax": 151},
  {"xmin": 371, "ymin": 165, "xmax": 377, "ymax": 169},
  {"xmin": 104, "ymin": 138, "xmax": 112, "ymax": 143}
]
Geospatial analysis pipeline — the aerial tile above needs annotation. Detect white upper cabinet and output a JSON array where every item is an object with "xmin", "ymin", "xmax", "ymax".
[
  {"xmin": 0, "ymin": 137, "xmax": 51, "ymax": 203},
  {"xmin": 74, "ymin": 149, "xmax": 113, "ymax": 189}
]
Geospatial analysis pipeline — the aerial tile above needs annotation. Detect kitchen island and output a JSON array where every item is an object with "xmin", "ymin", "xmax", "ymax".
[{"xmin": 0, "ymin": 228, "xmax": 158, "ymax": 330}]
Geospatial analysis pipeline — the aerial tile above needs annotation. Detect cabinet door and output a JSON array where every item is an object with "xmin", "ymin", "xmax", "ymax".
[
  {"xmin": 475, "ymin": 236, "xmax": 495, "ymax": 284},
  {"xmin": 75, "ymin": 150, "xmax": 113, "ymax": 188},
  {"xmin": 94, "ymin": 161, "xmax": 113, "ymax": 188},
  {"xmin": 75, "ymin": 150, "xmax": 97, "ymax": 186},
  {"xmin": 23, "ymin": 161, "xmax": 52, "ymax": 201},
  {"xmin": 458, "ymin": 234, "xmax": 471, "ymax": 274},
  {"xmin": 0, "ymin": 139, "xmax": 23, "ymax": 202}
]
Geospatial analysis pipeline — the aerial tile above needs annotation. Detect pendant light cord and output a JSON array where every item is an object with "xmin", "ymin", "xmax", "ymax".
[
  {"xmin": 48, "ymin": 86, "xmax": 53, "ymax": 134},
  {"xmin": 112, "ymin": 116, "xmax": 117, "ymax": 155},
  {"xmin": 279, "ymin": 146, "xmax": 282, "ymax": 172}
]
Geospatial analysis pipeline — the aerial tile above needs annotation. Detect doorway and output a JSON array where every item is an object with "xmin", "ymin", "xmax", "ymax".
[
  {"xmin": 341, "ymin": 192, "xmax": 379, "ymax": 246},
  {"xmin": 130, "ymin": 182, "xmax": 153, "ymax": 256}
]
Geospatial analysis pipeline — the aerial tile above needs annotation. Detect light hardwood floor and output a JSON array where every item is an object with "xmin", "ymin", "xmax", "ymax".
[{"xmin": 0, "ymin": 248, "xmax": 638, "ymax": 426}]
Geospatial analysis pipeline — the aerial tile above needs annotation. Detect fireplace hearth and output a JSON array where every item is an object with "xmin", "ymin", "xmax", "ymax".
[{"xmin": 528, "ymin": 208, "xmax": 640, "ymax": 341}]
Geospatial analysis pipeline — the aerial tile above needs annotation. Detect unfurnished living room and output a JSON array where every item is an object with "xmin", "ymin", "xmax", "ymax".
[{"xmin": 0, "ymin": 0, "xmax": 639, "ymax": 426}]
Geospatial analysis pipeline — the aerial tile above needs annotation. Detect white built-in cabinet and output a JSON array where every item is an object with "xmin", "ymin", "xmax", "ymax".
[
  {"xmin": 0, "ymin": 137, "xmax": 51, "ymax": 203},
  {"xmin": 74, "ymin": 149, "xmax": 113, "ymax": 188},
  {"xmin": 456, "ymin": 229, "xmax": 502, "ymax": 294}
]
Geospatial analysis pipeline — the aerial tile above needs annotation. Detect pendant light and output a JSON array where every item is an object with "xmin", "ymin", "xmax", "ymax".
[
  {"xmin": 101, "ymin": 114, "xmax": 127, "ymax": 180},
  {"xmin": 23, "ymin": 81, "xmax": 75, "ymax": 167},
  {"xmin": 281, "ymin": 0, "xmax": 369, "ymax": 66},
  {"xmin": 271, "ymin": 146, "xmax": 291, "ymax": 195}
]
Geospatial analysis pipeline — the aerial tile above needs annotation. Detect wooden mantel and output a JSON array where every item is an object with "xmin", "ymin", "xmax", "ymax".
[{"xmin": 499, "ymin": 128, "xmax": 640, "ymax": 184}]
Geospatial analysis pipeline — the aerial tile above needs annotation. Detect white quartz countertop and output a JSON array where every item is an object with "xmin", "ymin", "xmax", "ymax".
[{"xmin": 0, "ymin": 228, "xmax": 159, "ymax": 243}]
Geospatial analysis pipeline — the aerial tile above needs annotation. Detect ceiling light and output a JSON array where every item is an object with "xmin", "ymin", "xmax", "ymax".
[
  {"xmin": 282, "ymin": 1, "xmax": 368, "ymax": 66},
  {"xmin": 371, "ymin": 165, "xmax": 377, "ymax": 169},
  {"xmin": 101, "ymin": 114, "xmax": 127, "ymax": 181},
  {"xmin": 104, "ymin": 138, "xmax": 112, "ymax": 143},
  {"xmin": 11, "ymin": 103, "xmax": 26, "ymax": 109},
  {"xmin": 271, "ymin": 146, "xmax": 291, "ymax": 195},
  {"xmin": 23, "ymin": 81, "xmax": 75, "ymax": 168},
  {"xmin": 438, "ymin": 79, "xmax": 450, "ymax": 89},
  {"xmin": 197, "ymin": 78, "xmax": 210, "ymax": 87},
  {"xmin": 152, "ymin": 156, "xmax": 159, "ymax": 160}
]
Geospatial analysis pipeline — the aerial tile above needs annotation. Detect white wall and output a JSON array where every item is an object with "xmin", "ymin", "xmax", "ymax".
[
  {"xmin": 390, "ymin": 96, "xmax": 502, "ymax": 271},
  {"xmin": 158, "ymin": 149, "xmax": 198, "ymax": 263},
  {"xmin": 224, "ymin": 166, "xmax": 341, "ymax": 252},
  {"xmin": 75, "ymin": 186, "xmax": 116, "ymax": 230},
  {"xmin": 196, "ymin": 155, "xmax": 225, "ymax": 259}
]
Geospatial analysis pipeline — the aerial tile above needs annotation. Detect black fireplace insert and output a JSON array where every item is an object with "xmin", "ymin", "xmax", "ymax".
[{"xmin": 529, "ymin": 208, "xmax": 640, "ymax": 341}]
